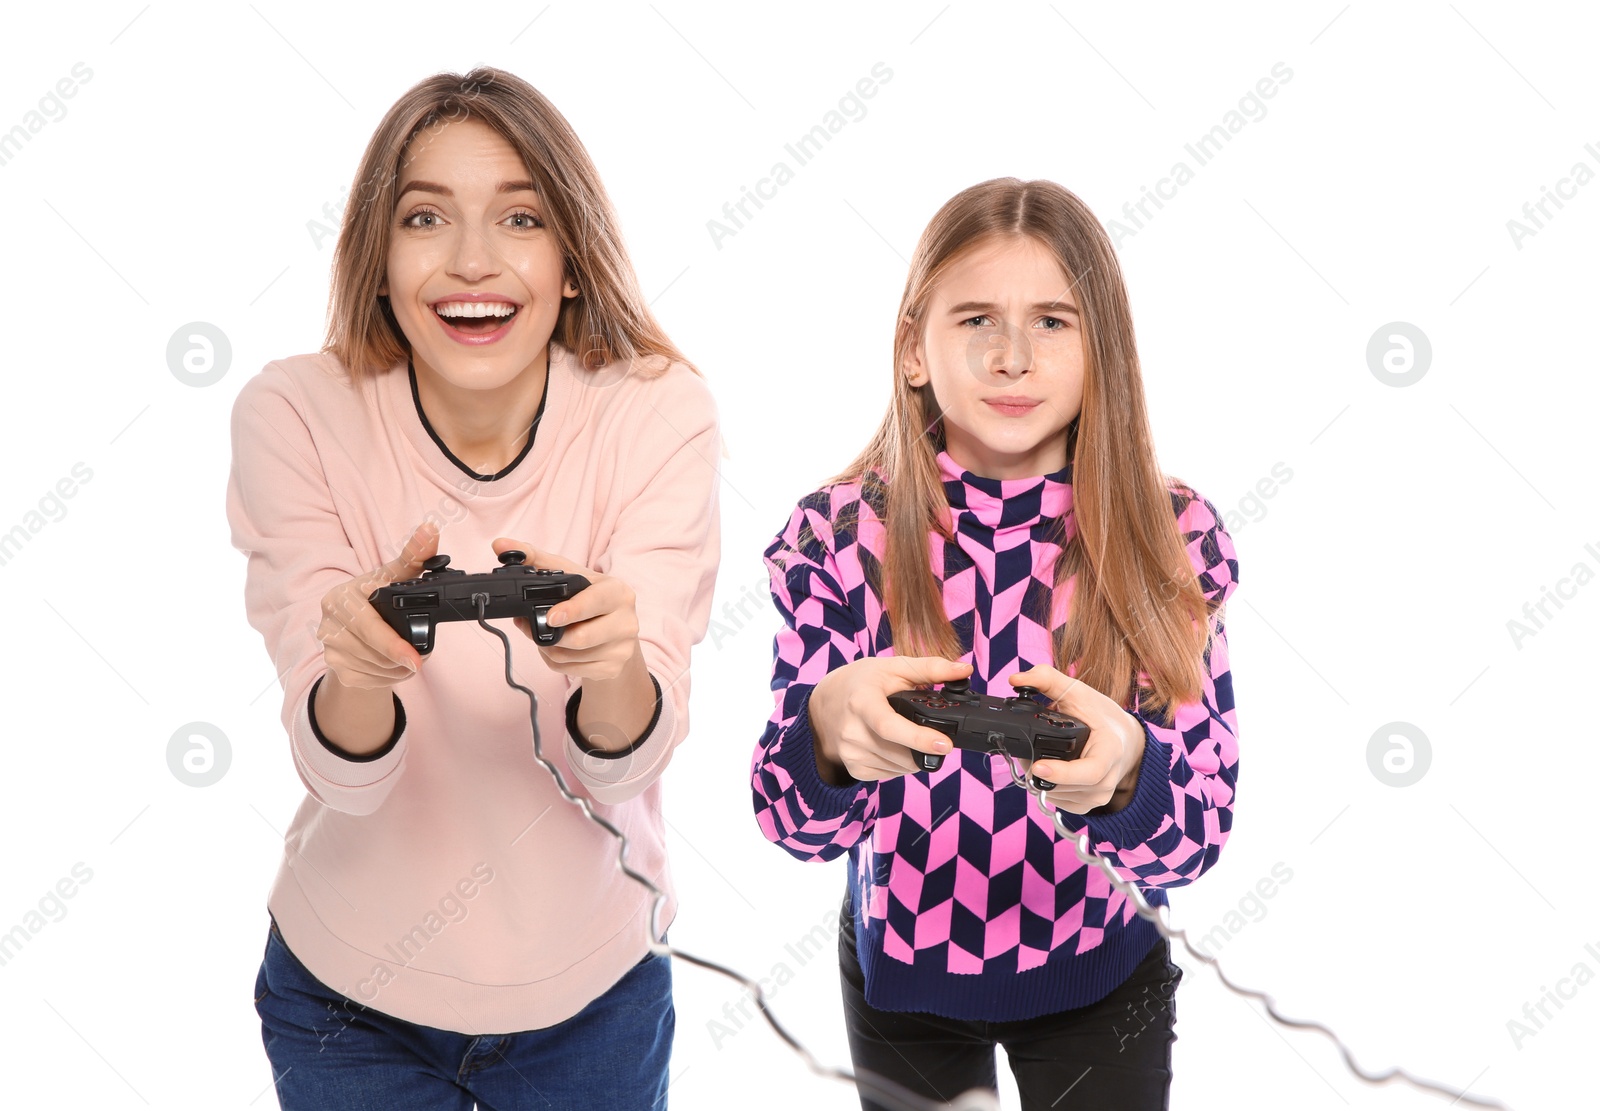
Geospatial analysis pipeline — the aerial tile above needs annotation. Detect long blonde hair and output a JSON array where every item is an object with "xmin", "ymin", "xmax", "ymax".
[
  {"xmin": 817, "ymin": 178, "xmax": 1214, "ymax": 726},
  {"xmin": 322, "ymin": 66, "xmax": 695, "ymax": 383}
]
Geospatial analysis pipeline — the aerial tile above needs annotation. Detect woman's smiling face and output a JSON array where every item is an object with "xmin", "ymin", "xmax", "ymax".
[
  {"xmin": 903, "ymin": 234, "xmax": 1087, "ymax": 479},
  {"xmin": 379, "ymin": 116, "xmax": 575, "ymax": 391}
]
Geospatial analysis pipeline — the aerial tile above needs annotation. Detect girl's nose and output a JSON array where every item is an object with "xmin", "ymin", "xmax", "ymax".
[{"xmin": 967, "ymin": 321, "xmax": 1033, "ymax": 380}]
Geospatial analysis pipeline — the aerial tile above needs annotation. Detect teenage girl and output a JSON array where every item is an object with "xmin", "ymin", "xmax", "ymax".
[
  {"xmin": 751, "ymin": 177, "xmax": 1240, "ymax": 1110},
  {"xmin": 228, "ymin": 67, "xmax": 720, "ymax": 1109}
]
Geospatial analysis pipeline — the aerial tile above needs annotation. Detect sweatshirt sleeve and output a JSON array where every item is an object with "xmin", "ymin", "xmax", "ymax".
[
  {"xmin": 559, "ymin": 368, "xmax": 721, "ymax": 805},
  {"xmin": 750, "ymin": 497, "xmax": 880, "ymax": 863},
  {"xmin": 1064, "ymin": 491, "xmax": 1241, "ymax": 888},
  {"xmin": 225, "ymin": 362, "xmax": 411, "ymax": 816}
]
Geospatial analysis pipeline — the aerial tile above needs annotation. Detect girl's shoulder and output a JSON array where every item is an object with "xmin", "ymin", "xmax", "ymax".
[
  {"xmin": 778, "ymin": 468, "xmax": 888, "ymax": 556},
  {"xmin": 1162, "ymin": 477, "xmax": 1239, "ymax": 605}
]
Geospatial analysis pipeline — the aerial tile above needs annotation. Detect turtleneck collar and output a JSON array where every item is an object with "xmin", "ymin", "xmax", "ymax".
[{"xmin": 937, "ymin": 449, "xmax": 1073, "ymax": 540}]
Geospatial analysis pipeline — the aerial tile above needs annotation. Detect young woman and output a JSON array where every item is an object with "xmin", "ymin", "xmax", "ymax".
[
  {"xmin": 751, "ymin": 178, "xmax": 1240, "ymax": 1110},
  {"xmin": 228, "ymin": 67, "xmax": 720, "ymax": 1110}
]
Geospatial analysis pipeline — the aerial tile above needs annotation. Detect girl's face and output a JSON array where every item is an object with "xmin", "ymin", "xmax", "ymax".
[
  {"xmin": 902, "ymin": 235, "xmax": 1086, "ymax": 479},
  {"xmin": 378, "ymin": 116, "xmax": 575, "ymax": 392}
]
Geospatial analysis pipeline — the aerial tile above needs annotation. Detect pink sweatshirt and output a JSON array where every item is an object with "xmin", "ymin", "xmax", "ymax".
[{"xmin": 225, "ymin": 340, "xmax": 720, "ymax": 1033}]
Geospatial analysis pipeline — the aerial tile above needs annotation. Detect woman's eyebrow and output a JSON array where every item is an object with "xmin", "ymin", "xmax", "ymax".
[
  {"xmin": 395, "ymin": 179, "xmax": 539, "ymax": 202},
  {"xmin": 946, "ymin": 300, "xmax": 1080, "ymax": 315}
]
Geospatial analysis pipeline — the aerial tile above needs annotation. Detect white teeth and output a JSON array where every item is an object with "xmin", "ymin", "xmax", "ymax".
[{"xmin": 434, "ymin": 301, "xmax": 517, "ymax": 318}]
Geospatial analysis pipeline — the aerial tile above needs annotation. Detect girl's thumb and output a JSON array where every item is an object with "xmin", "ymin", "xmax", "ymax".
[{"xmin": 904, "ymin": 656, "xmax": 971, "ymax": 684}]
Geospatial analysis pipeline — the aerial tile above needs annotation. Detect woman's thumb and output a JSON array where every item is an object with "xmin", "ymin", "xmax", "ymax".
[{"xmin": 386, "ymin": 521, "xmax": 439, "ymax": 575}]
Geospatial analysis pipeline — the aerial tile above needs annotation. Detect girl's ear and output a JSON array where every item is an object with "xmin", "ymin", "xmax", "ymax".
[
  {"xmin": 901, "ymin": 316, "xmax": 926, "ymax": 385},
  {"xmin": 903, "ymin": 351, "xmax": 927, "ymax": 387}
]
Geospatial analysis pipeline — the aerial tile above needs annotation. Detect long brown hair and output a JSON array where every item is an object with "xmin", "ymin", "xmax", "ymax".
[
  {"xmin": 322, "ymin": 66, "xmax": 696, "ymax": 383},
  {"xmin": 816, "ymin": 178, "xmax": 1215, "ymax": 726}
]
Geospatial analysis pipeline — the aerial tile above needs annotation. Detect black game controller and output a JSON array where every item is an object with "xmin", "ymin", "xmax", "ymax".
[
  {"xmin": 368, "ymin": 550, "xmax": 590, "ymax": 655},
  {"xmin": 887, "ymin": 678, "xmax": 1090, "ymax": 790}
]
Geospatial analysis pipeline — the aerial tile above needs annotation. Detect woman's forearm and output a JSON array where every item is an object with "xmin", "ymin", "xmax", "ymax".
[
  {"xmin": 574, "ymin": 645, "xmax": 657, "ymax": 752},
  {"xmin": 312, "ymin": 672, "xmax": 398, "ymax": 757}
]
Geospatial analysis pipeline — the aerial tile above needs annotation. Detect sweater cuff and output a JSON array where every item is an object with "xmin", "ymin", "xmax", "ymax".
[
  {"xmin": 1078, "ymin": 722, "xmax": 1173, "ymax": 849},
  {"xmin": 566, "ymin": 672, "xmax": 663, "ymax": 759},
  {"xmin": 769, "ymin": 696, "xmax": 867, "ymax": 822},
  {"xmin": 306, "ymin": 673, "xmax": 406, "ymax": 763}
]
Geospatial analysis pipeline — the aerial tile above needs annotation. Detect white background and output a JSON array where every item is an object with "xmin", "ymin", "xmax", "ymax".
[{"xmin": 0, "ymin": 2, "xmax": 1594, "ymax": 1109}]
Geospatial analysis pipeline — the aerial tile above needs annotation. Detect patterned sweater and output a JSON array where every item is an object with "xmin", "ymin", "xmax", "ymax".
[{"xmin": 750, "ymin": 449, "xmax": 1240, "ymax": 1021}]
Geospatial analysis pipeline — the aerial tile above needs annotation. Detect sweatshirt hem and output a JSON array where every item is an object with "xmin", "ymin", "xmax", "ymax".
[
  {"xmin": 265, "ymin": 866, "xmax": 675, "ymax": 1035},
  {"xmin": 856, "ymin": 904, "xmax": 1167, "ymax": 1022}
]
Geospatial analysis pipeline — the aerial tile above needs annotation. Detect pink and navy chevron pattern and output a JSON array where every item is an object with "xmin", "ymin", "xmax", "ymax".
[{"xmin": 751, "ymin": 449, "xmax": 1240, "ymax": 1021}]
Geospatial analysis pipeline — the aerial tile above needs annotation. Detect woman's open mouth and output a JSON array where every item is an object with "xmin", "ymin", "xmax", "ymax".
[{"xmin": 433, "ymin": 300, "xmax": 519, "ymax": 342}]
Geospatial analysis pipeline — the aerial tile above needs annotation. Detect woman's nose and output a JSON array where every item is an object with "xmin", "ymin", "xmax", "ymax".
[{"xmin": 448, "ymin": 224, "xmax": 501, "ymax": 280}]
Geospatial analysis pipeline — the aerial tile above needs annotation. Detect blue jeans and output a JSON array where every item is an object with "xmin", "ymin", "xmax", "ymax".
[{"xmin": 254, "ymin": 914, "xmax": 674, "ymax": 1110}]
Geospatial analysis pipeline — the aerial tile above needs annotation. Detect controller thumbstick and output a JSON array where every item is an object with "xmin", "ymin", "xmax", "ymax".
[
  {"xmin": 1013, "ymin": 685, "xmax": 1045, "ymax": 703},
  {"xmin": 943, "ymin": 676, "xmax": 970, "ymax": 695},
  {"xmin": 423, "ymin": 554, "xmax": 452, "ymax": 573},
  {"xmin": 498, "ymin": 549, "xmax": 527, "ymax": 567}
]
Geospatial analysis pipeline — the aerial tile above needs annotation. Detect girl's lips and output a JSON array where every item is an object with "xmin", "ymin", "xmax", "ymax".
[
  {"xmin": 984, "ymin": 398, "xmax": 1040, "ymax": 416},
  {"xmin": 433, "ymin": 305, "xmax": 517, "ymax": 346}
]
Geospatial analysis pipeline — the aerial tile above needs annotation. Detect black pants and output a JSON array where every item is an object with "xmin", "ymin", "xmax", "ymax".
[{"xmin": 839, "ymin": 898, "xmax": 1180, "ymax": 1111}]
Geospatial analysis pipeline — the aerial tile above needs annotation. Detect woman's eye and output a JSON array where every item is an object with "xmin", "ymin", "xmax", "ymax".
[
  {"xmin": 400, "ymin": 209, "xmax": 544, "ymax": 230},
  {"xmin": 962, "ymin": 315, "xmax": 992, "ymax": 327},
  {"xmin": 1039, "ymin": 316, "xmax": 1069, "ymax": 331}
]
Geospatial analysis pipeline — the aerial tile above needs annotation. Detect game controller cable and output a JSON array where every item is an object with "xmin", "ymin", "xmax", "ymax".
[
  {"xmin": 469, "ymin": 594, "xmax": 998, "ymax": 1111},
  {"xmin": 465, "ymin": 589, "xmax": 1512, "ymax": 1111},
  {"xmin": 989, "ymin": 748, "xmax": 1514, "ymax": 1110}
]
